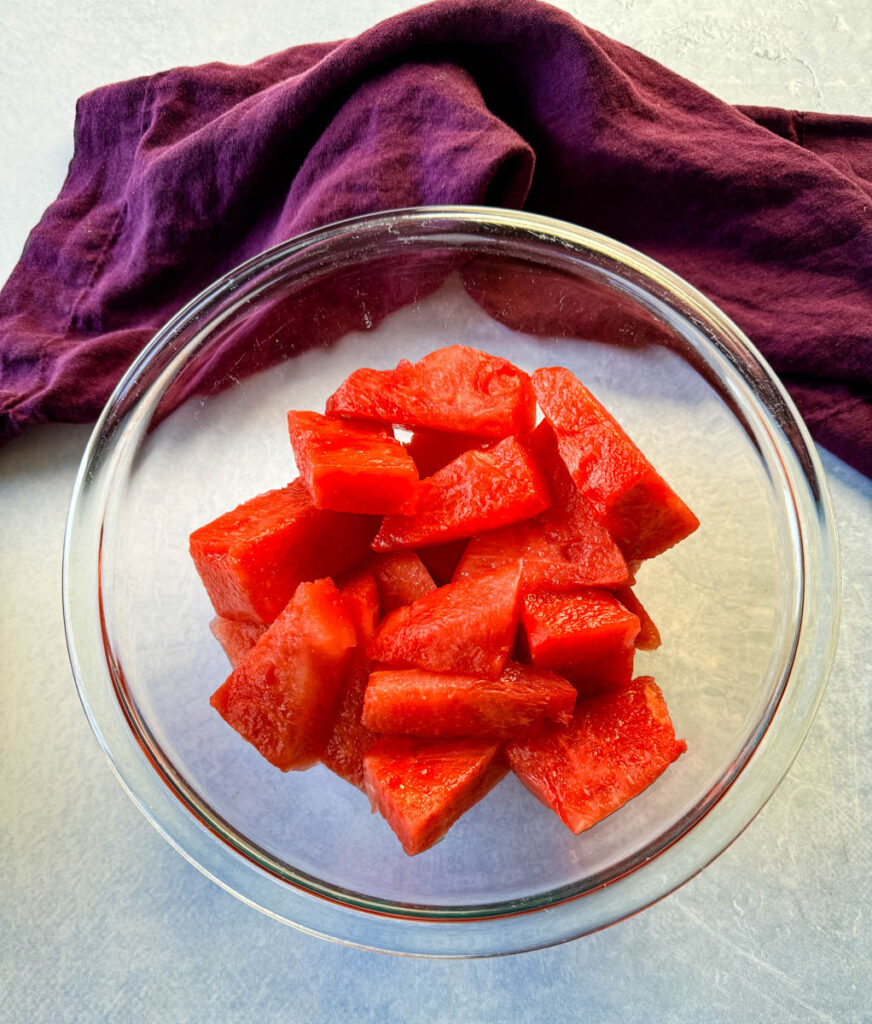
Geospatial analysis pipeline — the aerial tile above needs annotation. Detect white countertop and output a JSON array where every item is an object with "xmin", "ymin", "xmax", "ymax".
[{"xmin": 2, "ymin": 2, "xmax": 870, "ymax": 1021}]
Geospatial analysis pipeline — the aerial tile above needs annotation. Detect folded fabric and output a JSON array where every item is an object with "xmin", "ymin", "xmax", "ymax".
[{"xmin": 1, "ymin": 0, "xmax": 870, "ymax": 475}]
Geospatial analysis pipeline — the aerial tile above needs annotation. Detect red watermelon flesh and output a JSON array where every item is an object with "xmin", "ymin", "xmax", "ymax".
[
  {"xmin": 527, "ymin": 418, "xmax": 580, "ymax": 512},
  {"xmin": 326, "ymin": 345, "xmax": 536, "ymax": 440},
  {"xmin": 615, "ymin": 586, "xmax": 661, "ymax": 651},
  {"xmin": 521, "ymin": 590, "xmax": 640, "ymax": 697},
  {"xmin": 209, "ymin": 617, "xmax": 267, "ymax": 668},
  {"xmin": 337, "ymin": 568, "xmax": 381, "ymax": 643},
  {"xmin": 210, "ymin": 578, "xmax": 357, "ymax": 771},
  {"xmin": 453, "ymin": 521, "xmax": 630, "ymax": 593},
  {"xmin": 416, "ymin": 539, "xmax": 470, "ymax": 586},
  {"xmin": 406, "ymin": 429, "xmax": 491, "ymax": 478},
  {"xmin": 528, "ymin": 419, "xmax": 634, "ymax": 555},
  {"xmin": 371, "ymin": 552, "xmax": 436, "ymax": 613},
  {"xmin": 362, "ymin": 661, "xmax": 576, "ymax": 738},
  {"xmin": 368, "ymin": 561, "xmax": 523, "ymax": 677},
  {"xmin": 321, "ymin": 654, "xmax": 373, "ymax": 790},
  {"xmin": 287, "ymin": 410, "xmax": 419, "ymax": 515},
  {"xmin": 451, "ymin": 421, "xmax": 629, "ymax": 592},
  {"xmin": 506, "ymin": 676, "xmax": 686, "ymax": 834},
  {"xmin": 532, "ymin": 367, "xmax": 699, "ymax": 562},
  {"xmin": 363, "ymin": 736, "xmax": 507, "ymax": 855},
  {"xmin": 372, "ymin": 437, "xmax": 550, "ymax": 551},
  {"xmin": 190, "ymin": 480, "xmax": 378, "ymax": 624},
  {"xmin": 322, "ymin": 570, "xmax": 382, "ymax": 790}
]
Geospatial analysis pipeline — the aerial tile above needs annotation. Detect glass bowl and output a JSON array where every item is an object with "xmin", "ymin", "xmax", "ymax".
[{"xmin": 62, "ymin": 207, "xmax": 839, "ymax": 957}]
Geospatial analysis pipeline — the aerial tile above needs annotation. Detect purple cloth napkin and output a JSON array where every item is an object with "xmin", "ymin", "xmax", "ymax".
[{"xmin": 2, "ymin": 0, "xmax": 870, "ymax": 475}]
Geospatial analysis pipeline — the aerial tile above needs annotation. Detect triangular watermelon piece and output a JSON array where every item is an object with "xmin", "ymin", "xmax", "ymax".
[
  {"xmin": 190, "ymin": 480, "xmax": 378, "ymax": 624},
  {"xmin": 506, "ymin": 677, "xmax": 686, "ymax": 834},
  {"xmin": 210, "ymin": 578, "xmax": 357, "ymax": 771},
  {"xmin": 363, "ymin": 736, "xmax": 507, "ymax": 855},
  {"xmin": 520, "ymin": 589, "xmax": 640, "ymax": 697},
  {"xmin": 532, "ymin": 367, "xmax": 699, "ymax": 562},
  {"xmin": 367, "ymin": 561, "xmax": 523, "ymax": 677},
  {"xmin": 326, "ymin": 345, "xmax": 536, "ymax": 439},
  {"xmin": 371, "ymin": 552, "xmax": 436, "ymax": 613},
  {"xmin": 322, "ymin": 570, "xmax": 382, "ymax": 790},
  {"xmin": 372, "ymin": 437, "xmax": 550, "ymax": 551},
  {"xmin": 362, "ymin": 661, "xmax": 576, "ymax": 738},
  {"xmin": 287, "ymin": 409, "xmax": 419, "ymax": 515}
]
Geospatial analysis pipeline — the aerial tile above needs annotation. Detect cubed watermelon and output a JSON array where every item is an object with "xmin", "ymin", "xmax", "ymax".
[
  {"xmin": 287, "ymin": 410, "xmax": 419, "ymax": 515},
  {"xmin": 190, "ymin": 480, "xmax": 377, "ymax": 624},
  {"xmin": 371, "ymin": 552, "xmax": 437, "ymax": 612},
  {"xmin": 210, "ymin": 579, "xmax": 357, "ymax": 771},
  {"xmin": 406, "ymin": 429, "xmax": 491, "ymax": 478},
  {"xmin": 209, "ymin": 617, "xmax": 267, "ymax": 668},
  {"xmin": 368, "ymin": 561, "xmax": 523, "ymax": 677},
  {"xmin": 615, "ymin": 586, "xmax": 661, "ymax": 651},
  {"xmin": 506, "ymin": 677, "xmax": 686, "ymax": 834},
  {"xmin": 532, "ymin": 367, "xmax": 699, "ymax": 562},
  {"xmin": 521, "ymin": 590, "xmax": 640, "ymax": 696},
  {"xmin": 322, "ymin": 570, "xmax": 382, "ymax": 790},
  {"xmin": 326, "ymin": 345, "xmax": 536, "ymax": 440},
  {"xmin": 362, "ymin": 661, "xmax": 576, "ymax": 738},
  {"xmin": 372, "ymin": 437, "xmax": 550, "ymax": 551},
  {"xmin": 363, "ymin": 736, "xmax": 507, "ymax": 855}
]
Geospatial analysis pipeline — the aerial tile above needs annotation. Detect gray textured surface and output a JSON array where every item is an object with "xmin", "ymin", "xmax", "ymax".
[{"xmin": 1, "ymin": 2, "xmax": 871, "ymax": 1021}]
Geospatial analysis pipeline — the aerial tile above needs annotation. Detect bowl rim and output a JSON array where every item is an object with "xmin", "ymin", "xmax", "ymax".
[{"xmin": 62, "ymin": 205, "xmax": 840, "ymax": 957}]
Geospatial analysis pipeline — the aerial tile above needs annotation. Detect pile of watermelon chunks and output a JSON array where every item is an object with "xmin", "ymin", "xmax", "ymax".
[{"xmin": 190, "ymin": 346, "xmax": 698, "ymax": 855}]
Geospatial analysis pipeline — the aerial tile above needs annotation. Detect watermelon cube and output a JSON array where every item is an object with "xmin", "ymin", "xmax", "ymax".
[
  {"xmin": 371, "ymin": 552, "xmax": 436, "ymax": 613},
  {"xmin": 210, "ymin": 578, "xmax": 357, "ymax": 771},
  {"xmin": 615, "ymin": 586, "xmax": 661, "ymax": 651},
  {"xmin": 368, "ymin": 561, "xmax": 523, "ymax": 677},
  {"xmin": 287, "ymin": 410, "xmax": 419, "ymax": 515},
  {"xmin": 322, "ymin": 570, "xmax": 382, "ymax": 790},
  {"xmin": 372, "ymin": 437, "xmax": 550, "ymax": 551},
  {"xmin": 506, "ymin": 677, "xmax": 686, "ymax": 834},
  {"xmin": 326, "ymin": 345, "xmax": 536, "ymax": 440},
  {"xmin": 362, "ymin": 661, "xmax": 576, "ymax": 738},
  {"xmin": 406, "ymin": 429, "xmax": 491, "ymax": 478},
  {"xmin": 521, "ymin": 590, "xmax": 640, "ymax": 696},
  {"xmin": 532, "ymin": 367, "xmax": 699, "ymax": 561},
  {"xmin": 189, "ymin": 480, "xmax": 377, "ymax": 624},
  {"xmin": 209, "ymin": 617, "xmax": 266, "ymax": 668},
  {"xmin": 363, "ymin": 736, "xmax": 507, "ymax": 855}
]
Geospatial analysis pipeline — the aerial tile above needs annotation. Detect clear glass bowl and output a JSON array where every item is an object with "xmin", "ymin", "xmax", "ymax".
[{"xmin": 62, "ymin": 207, "xmax": 839, "ymax": 957}]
